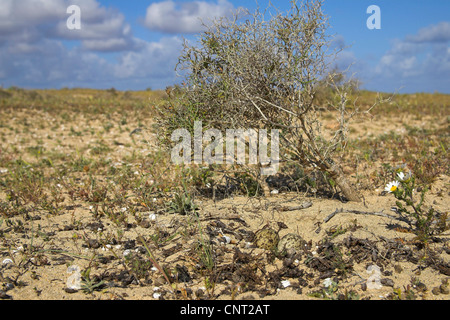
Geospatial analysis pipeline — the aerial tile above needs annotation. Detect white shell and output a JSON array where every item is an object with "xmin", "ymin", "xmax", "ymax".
[
  {"xmin": 123, "ymin": 249, "xmax": 132, "ymax": 257},
  {"xmin": 153, "ymin": 292, "xmax": 161, "ymax": 299}
]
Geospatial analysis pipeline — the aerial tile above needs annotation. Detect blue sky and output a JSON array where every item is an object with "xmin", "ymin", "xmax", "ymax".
[{"xmin": 0, "ymin": 0, "xmax": 449, "ymax": 93}]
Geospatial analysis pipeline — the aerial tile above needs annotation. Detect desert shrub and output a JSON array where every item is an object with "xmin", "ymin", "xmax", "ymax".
[{"xmin": 158, "ymin": 0, "xmax": 383, "ymax": 201}]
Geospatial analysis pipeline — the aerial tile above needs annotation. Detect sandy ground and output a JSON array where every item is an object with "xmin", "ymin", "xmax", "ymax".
[
  {"xmin": 1, "ymin": 183, "xmax": 448, "ymax": 300},
  {"xmin": 0, "ymin": 99, "xmax": 449, "ymax": 301}
]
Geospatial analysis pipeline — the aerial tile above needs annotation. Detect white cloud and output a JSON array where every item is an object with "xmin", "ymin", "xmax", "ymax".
[
  {"xmin": 370, "ymin": 22, "xmax": 450, "ymax": 92},
  {"xmin": 113, "ymin": 36, "xmax": 183, "ymax": 81},
  {"xmin": 0, "ymin": 35, "xmax": 183, "ymax": 90},
  {"xmin": 406, "ymin": 21, "xmax": 450, "ymax": 43},
  {"xmin": 0, "ymin": 0, "xmax": 136, "ymax": 52},
  {"xmin": 0, "ymin": 0, "xmax": 186, "ymax": 90},
  {"xmin": 144, "ymin": 0, "xmax": 235, "ymax": 34}
]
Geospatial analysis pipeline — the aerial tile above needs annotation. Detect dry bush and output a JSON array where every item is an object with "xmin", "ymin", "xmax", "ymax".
[{"xmin": 161, "ymin": 0, "xmax": 386, "ymax": 201}]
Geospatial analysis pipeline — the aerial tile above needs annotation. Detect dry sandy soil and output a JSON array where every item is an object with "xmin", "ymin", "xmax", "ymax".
[{"xmin": 0, "ymin": 92, "xmax": 449, "ymax": 301}]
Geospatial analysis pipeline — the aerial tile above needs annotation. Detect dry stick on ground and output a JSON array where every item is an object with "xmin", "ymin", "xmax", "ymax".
[
  {"xmin": 274, "ymin": 201, "xmax": 313, "ymax": 212},
  {"xmin": 136, "ymin": 233, "xmax": 173, "ymax": 290},
  {"xmin": 324, "ymin": 208, "xmax": 410, "ymax": 224}
]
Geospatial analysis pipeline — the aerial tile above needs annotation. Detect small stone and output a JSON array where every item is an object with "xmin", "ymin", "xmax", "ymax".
[
  {"xmin": 380, "ymin": 278, "xmax": 394, "ymax": 287},
  {"xmin": 439, "ymin": 284, "xmax": 449, "ymax": 294},
  {"xmin": 196, "ymin": 288, "xmax": 205, "ymax": 299},
  {"xmin": 0, "ymin": 290, "xmax": 12, "ymax": 300},
  {"xmin": 86, "ymin": 239, "xmax": 100, "ymax": 249},
  {"xmin": 394, "ymin": 264, "xmax": 403, "ymax": 274},
  {"xmin": 139, "ymin": 219, "xmax": 151, "ymax": 228},
  {"xmin": 154, "ymin": 276, "xmax": 167, "ymax": 286},
  {"xmin": 64, "ymin": 287, "xmax": 79, "ymax": 294},
  {"xmin": 415, "ymin": 282, "xmax": 427, "ymax": 293},
  {"xmin": 432, "ymin": 287, "xmax": 440, "ymax": 295}
]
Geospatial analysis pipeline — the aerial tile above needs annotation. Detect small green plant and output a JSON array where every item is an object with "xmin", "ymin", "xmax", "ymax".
[
  {"xmin": 166, "ymin": 177, "xmax": 198, "ymax": 215},
  {"xmin": 80, "ymin": 268, "xmax": 105, "ymax": 294},
  {"xmin": 390, "ymin": 285, "xmax": 417, "ymax": 300},
  {"xmin": 167, "ymin": 191, "xmax": 197, "ymax": 215},
  {"xmin": 385, "ymin": 166, "xmax": 448, "ymax": 245},
  {"xmin": 308, "ymin": 278, "xmax": 338, "ymax": 299},
  {"xmin": 190, "ymin": 166, "xmax": 214, "ymax": 189},
  {"xmin": 234, "ymin": 171, "xmax": 262, "ymax": 197},
  {"xmin": 195, "ymin": 216, "xmax": 215, "ymax": 271}
]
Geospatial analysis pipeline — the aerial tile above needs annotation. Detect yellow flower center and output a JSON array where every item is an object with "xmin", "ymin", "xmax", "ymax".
[{"xmin": 390, "ymin": 185, "xmax": 397, "ymax": 192}]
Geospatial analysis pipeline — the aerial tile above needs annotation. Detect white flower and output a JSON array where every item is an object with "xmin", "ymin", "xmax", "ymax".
[
  {"xmin": 323, "ymin": 278, "xmax": 333, "ymax": 288},
  {"xmin": 121, "ymin": 207, "xmax": 127, "ymax": 213},
  {"xmin": 149, "ymin": 213, "xmax": 157, "ymax": 221},
  {"xmin": 385, "ymin": 180, "xmax": 400, "ymax": 193},
  {"xmin": 397, "ymin": 171, "xmax": 411, "ymax": 182}
]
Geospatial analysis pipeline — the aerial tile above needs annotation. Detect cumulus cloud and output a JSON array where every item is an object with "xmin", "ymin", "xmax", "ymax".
[
  {"xmin": 372, "ymin": 21, "xmax": 450, "ymax": 92},
  {"xmin": 0, "ymin": 0, "xmax": 136, "ymax": 52},
  {"xmin": 0, "ymin": 38, "xmax": 112, "ymax": 88},
  {"xmin": 144, "ymin": 0, "xmax": 235, "ymax": 34},
  {"xmin": 406, "ymin": 21, "xmax": 450, "ymax": 43},
  {"xmin": 113, "ymin": 37, "xmax": 183, "ymax": 80},
  {"xmin": 0, "ymin": 0, "xmax": 184, "ymax": 89},
  {"xmin": 0, "ymin": 35, "xmax": 183, "ymax": 90}
]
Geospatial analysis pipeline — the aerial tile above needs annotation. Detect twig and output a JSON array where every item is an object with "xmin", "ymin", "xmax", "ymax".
[
  {"xmin": 200, "ymin": 214, "xmax": 245, "ymax": 222},
  {"xmin": 275, "ymin": 201, "xmax": 313, "ymax": 211},
  {"xmin": 136, "ymin": 232, "xmax": 173, "ymax": 291},
  {"xmin": 324, "ymin": 208, "xmax": 409, "ymax": 223}
]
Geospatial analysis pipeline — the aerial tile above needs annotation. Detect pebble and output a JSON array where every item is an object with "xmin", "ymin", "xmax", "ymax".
[
  {"xmin": 415, "ymin": 282, "xmax": 427, "ymax": 293},
  {"xmin": 439, "ymin": 284, "xmax": 449, "ymax": 294},
  {"xmin": 154, "ymin": 275, "xmax": 167, "ymax": 286},
  {"xmin": 0, "ymin": 290, "xmax": 12, "ymax": 300},
  {"xmin": 394, "ymin": 264, "xmax": 403, "ymax": 274},
  {"xmin": 64, "ymin": 288, "xmax": 79, "ymax": 294},
  {"xmin": 380, "ymin": 278, "xmax": 394, "ymax": 287},
  {"xmin": 432, "ymin": 287, "xmax": 440, "ymax": 295}
]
